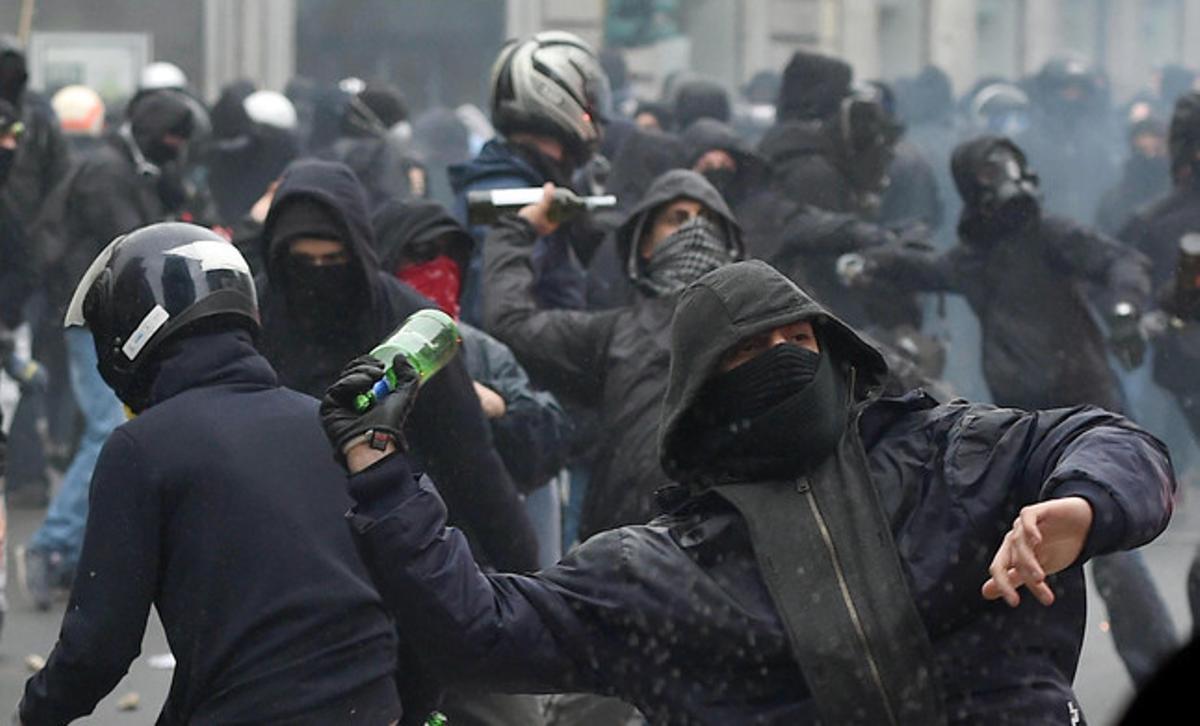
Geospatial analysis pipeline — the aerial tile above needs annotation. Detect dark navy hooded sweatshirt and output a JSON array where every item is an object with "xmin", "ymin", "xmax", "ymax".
[{"xmin": 19, "ymin": 330, "xmax": 400, "ymax": 725}]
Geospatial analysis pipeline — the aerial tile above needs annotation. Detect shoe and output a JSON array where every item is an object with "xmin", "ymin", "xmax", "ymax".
[{"xmin": 18, "ymin": 545, "xmax": 56, "ymax": 612}]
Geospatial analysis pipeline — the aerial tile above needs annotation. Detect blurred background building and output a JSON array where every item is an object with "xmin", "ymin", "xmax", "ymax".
[{"xmin": 2, "ymin": 0, "xmax": 1200, "ymax": 110}]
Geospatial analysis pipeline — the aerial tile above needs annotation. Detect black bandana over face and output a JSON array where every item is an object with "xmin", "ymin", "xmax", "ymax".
[
  {"xmin": 284, "ymin": 258, "xmax": 359, "ymax": 332},
  {"xmin": 692, "ymin": 342, "xmax": 848, "ymax": 479},
  {"xmin": 637, "ymin": 216, "xmax": 734, "ymax": 297}
]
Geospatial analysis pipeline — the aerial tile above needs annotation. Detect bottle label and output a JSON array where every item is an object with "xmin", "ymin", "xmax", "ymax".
[{"xmin": 489, "ymin": 188, "xmax": 545, "ymax": 207}]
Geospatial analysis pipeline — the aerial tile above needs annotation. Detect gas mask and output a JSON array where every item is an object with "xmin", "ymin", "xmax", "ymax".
[{"xmin": 972, "ymin": 146, "xmax": 1040, "ymax": 230}]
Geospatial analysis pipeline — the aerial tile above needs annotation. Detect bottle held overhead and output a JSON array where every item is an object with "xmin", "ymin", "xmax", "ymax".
[
  {"xmin": 466, "ymin": 187, "xmax": 616, "ymax": 226},
  {"xmin": 354, "ymin": 308, "xmax": 461, "ymax": 412}
]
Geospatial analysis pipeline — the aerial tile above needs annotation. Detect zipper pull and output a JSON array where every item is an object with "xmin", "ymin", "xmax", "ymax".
[{"xmin": 795, "ymin": 476, "xmax": 811, "ymax": 493}]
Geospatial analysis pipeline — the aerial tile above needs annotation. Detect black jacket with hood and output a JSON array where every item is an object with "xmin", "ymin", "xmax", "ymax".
[
  {"xmin": 342, "ymin": 260, "xmax": 1174, "ymax": 725},
  {"xmin": 257, "ymin": 160, "xmax": 538, "ymax": 571},
  {"xmin": 483, "ymin": 169, "xmax": 743, "ymax": 538},
  {"xmin": 20, "ymin": 330, "xmax": 401, "ymax": 725},
  {"xmin": 861, "ymin": 136, "xmax": 1152, "ymax": 412}
]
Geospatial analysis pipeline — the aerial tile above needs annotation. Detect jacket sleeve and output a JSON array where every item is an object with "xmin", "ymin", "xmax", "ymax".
[
  {"xmin": 948, "ymin": 404, "xmax": 1175, "ymax": 565},
  {"xmin": 346, "ymin": 454, "xmax": 627, "ymax": 695},
  {"xmin": 482, "ymin": 215, "xmax": 618, "ymax": 405},
  {"xmin": 1047, "ymin": 218, "xmax": 1152, "ymax": 309},
  {"xmin": 20, "ymin": 430, "xmax": 159, "ymax": 725},
  {"xmin": 76, "ymin": 162, "xmax": 154, "ymax": 246},
  {"xmin": 472, "ymin": 331, "xmax": 573, "ymax": 493},
  {"xmin": 858, "ymin": 242, "xmax": 965, "ymax": 293},
  {"xmin": 405, "ymin": 352, "xmax": 541, "ymax": 572}
]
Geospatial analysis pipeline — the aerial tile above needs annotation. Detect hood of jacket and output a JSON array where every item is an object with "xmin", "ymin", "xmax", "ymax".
[
  {"xmin": 261, "ymin": 158, "xmax": 382, "ymax": 311},
  {"xmin": 658, "ymin": 259, "xmax": 887, "ymax": 482},
  {"xmin": 680, "ymin": 118, "xmax": 771, "ymax": 191},
  {"xmin": 371, "ymin": 198, "xmax": 475, "ymax": 274},
  {"xmin": 614, "ymin": 169, "xmax": 744, "ymax": 281},
  {"xmin": 605, "ymin": 127, "xmax": 688, "ymax": 215}
]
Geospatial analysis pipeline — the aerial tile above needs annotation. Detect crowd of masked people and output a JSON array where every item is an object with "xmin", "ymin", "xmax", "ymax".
[{"xmin": 0, "ymin": 27, "xmax": 1199, "ymax": 724}]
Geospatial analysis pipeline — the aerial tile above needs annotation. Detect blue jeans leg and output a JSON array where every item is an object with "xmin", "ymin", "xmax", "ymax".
[
  {"xmin": 524, "ymin": 475, "xmax": 563, "ymax": 569},
  {"xmin": 29, "ymin": 328, "xmax": 124, "ymax": 569}
]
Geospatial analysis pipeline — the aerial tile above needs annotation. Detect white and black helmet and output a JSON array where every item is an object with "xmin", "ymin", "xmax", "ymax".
[
  {"xmin": 489, "ymin": 31, "xmax": 611, "ymax": 165},
  {"xmin": 65, "ymin": 223, "xmax": 259, "ymax": 411}
]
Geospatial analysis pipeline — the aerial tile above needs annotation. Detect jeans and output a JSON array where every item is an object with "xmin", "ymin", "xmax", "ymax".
[
  {"xmin": 524, "ymin": 474, "xmax": 563, "ymax": 569},
  {"xmin": 1092, "ymin": 549, "xmax": 1179, "ymax": 686},
  {"xmin": 29, "ymin": 328, "xmax": 124, "ymax": 569}
]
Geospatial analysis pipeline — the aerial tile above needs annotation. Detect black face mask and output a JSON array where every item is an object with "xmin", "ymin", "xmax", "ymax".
[
  {"xmin": 0, "ymin": 146, "xmax": 14, "ymax": 187},
  {"xmin": 696, "ymin": 343, "xmax": 848, "ymax": 477},
  {"xmin": 285, "ymin": 259, "xmax": 358, "ymax": 328},
  {"xmin": 145, "ymin": 137, "xmax": 183, "ymax": 166}
]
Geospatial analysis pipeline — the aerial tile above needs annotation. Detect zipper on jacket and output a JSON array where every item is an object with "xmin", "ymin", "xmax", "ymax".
[
  {"xmin": 799, "ymin": 478, "xmax": 897, "ymax": 726},
  {"xmin": 799, "ymin": 363, "xmax": 898, "ymax": 725}
]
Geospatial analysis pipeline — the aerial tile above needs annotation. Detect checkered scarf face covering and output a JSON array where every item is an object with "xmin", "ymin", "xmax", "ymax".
[{"xmin": 637, "ymin": 217, "xmax": 733, "ymax": 297}]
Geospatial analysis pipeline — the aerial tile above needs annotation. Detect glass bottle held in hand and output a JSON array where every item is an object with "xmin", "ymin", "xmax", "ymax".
[
  {"xmin": 354, "ymin": 309, "xmax": 461, "ymax": 412},
  {"xmin": 466, "ymin": 187, "xmax": 616, "ymax": 226}
]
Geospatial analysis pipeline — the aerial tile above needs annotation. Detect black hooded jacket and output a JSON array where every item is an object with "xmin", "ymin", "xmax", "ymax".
[
  {"xmin": 681, "ymin": 118, "xmax": 795, "ymax": 261},
  {"xmin": 861, "ymin": 137, "xmax": 1151, "ymax": 411},
  {"xmin": 587, "ymin": 127, "xmax": 688, "ymax": 310},
  {"xmin": 34, "ymin": 125, "xmax": 172, "ymax": 323},
  {"xmin": 20, "ymin": 330, "xmax": 401, "ymax": 725},
  {"xmin": 344, "ymin": 260, "xmax": 1174, "ymax": 725},
  {"xmin": 257, "ymin": 160, "xmax": 538, "ymax": 571},
  {"xmin": 484, "ymin": 169, "xmax": 742, "ymax": 537}
]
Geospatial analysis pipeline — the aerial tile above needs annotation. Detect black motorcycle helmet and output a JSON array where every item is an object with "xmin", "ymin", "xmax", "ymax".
[{"xmin": 64, "ymin": 222, "xmax": 260, "ymax": 412}]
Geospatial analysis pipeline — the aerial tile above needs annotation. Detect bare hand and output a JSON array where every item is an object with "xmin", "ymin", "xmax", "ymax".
[
  {"xmin": 250, "ymin": 180, "xmax": 279, "ymax": 224},
  {"xmin": 473, "ymin": 381, "xmax": 507, "ymax": 419},
  {"xmin": 517, "ymin": 182, "xmax": 560, "ymax": 237},
  {"xmin": 982, "ymin": 497, "xmax": 1094, "ymax": 607}
]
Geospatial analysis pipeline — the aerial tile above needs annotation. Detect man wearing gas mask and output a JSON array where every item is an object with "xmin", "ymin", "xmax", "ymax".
[
  {"xmin": 848, "ymin": 134, "xmax": 1180, "ymax": 686},
  {"xmin": 20, "ymin": 88, "xmax": 197, "ymax": 610},
  {"xmin": 483, "ymin": 170, "xmax": 743, "ymax": 539},
  {"xmin": 317, "ymin": 258, "xmax": 1174, "ymax": 725}
]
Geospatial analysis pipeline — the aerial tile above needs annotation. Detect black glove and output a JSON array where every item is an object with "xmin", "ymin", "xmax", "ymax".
[{"xmin": 320, "ymin": 354, "xmax": 420, "ymax": 461}]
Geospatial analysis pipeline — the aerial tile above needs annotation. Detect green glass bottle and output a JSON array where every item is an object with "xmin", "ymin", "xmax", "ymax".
[
  {"xmin": 424, "ymin": 711, "xmax": 448, "ymax": 726},
  {"xmin": 354, "ymin": 308, "xmax": 461, "ymax": 412}
]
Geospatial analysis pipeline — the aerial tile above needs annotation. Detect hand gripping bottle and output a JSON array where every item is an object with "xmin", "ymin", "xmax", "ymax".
[{"xmin": 354, "ymin": 308, "xmax": 461, "ymax": 412}]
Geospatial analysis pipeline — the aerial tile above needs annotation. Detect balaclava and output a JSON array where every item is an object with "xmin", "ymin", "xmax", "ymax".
[
  {"xmin": 273, "ymin": 196, "xmax": 359, "ymax": 330},
  {"xmin": 686, "ymin": 329, "xmax": 848, "ymax": 479}
]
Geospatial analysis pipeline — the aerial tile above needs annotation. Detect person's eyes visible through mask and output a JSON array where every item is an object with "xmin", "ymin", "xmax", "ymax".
[{"xmin": 289, "ymin": 250, "xmax": 349, "ymax": 267}]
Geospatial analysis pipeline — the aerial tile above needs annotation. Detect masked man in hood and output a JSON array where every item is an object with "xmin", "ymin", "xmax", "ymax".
[
  {"xmin": 850, "ymin": 134, "xmax": 1179, "ymax": 686},
  {"xmin": 316, "ymin": 259, "xmax": 1174, "ymax": 725},
  {"xmin": 20, "ymin": 88, "xmax": 196, "ymax": 610},
  {"xmin": 256, "ymin": 159, "xmax": 539, "ymax": 575},
  {"xmin": 483, "ymin": 170, "xmax": 743, "ymax": 539}
]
